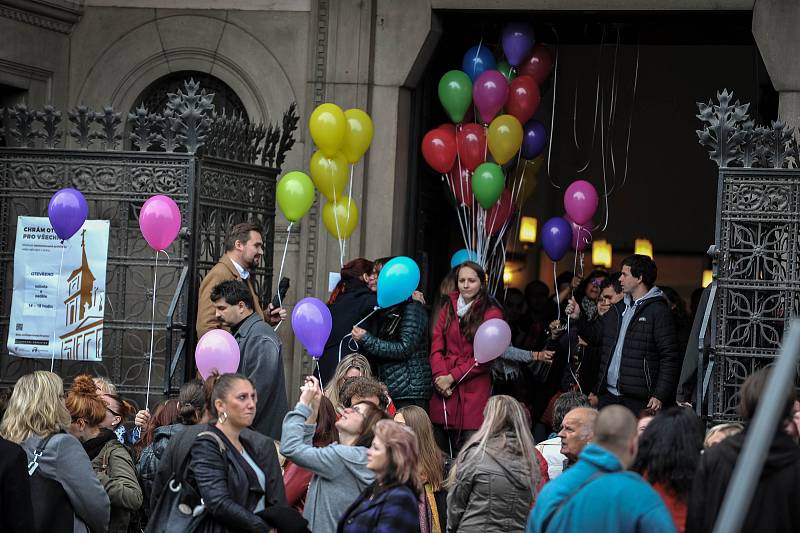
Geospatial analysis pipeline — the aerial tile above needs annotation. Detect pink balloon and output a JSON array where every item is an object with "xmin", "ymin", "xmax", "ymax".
[
  {"xmin": 564, "ymin": 213, "xmax": 592, "ymax": 251},
  {"xmin": 473, "ymin": 318, "xmax": 512, "ymax": 364},
  {"xmin": 139, "ymin": 195, "xmax": 181, "ymax": 251},
  {"xmin": 563, "ymin": 180, "xmax": 599, "ymax": 226},
  {"xmin": 473, "ymin": 70, "xmax": 509, "ymax": 124},
  {"xmin": 195, "ymin": 330, "xmax": 241, "ymax": 379}
]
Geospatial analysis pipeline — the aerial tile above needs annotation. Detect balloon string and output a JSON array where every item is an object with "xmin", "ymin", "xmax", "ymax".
[
  {"xmin": 159, "ymin": 249, "xmax": 172, "ymax": 266},
  {"xmin": 441, "ymin": 397, "xmax": 453, "ymax": 458},
  {"xmin": 346, "ymin": 165, "xmax": 354, "ymax": 222},
  {"xmin": 338, "ymin": 306, "xmax": 380, "ymax": 364},
  {"xmin": 457, "ymin": 363, "xmax": 476, "ymax": 385},
  {"xmin": 598, "ymin": 84, "xmax": 610, "ymax": 232},
  {"xmin": 608, "ymin": 27, "xmax": 621, "ymax": 180},
  {"xmin": 145, "ymin": 250, "xmax": 159, "ymax": 411},
  {"xmin": 576, "ymin": 25, "xmax": 605, "ymax": 175},
  {"xmin": 331, "ymin": 185, "xmax": 344, "ymax": 269},
  {"xmin": 553, "ymin": 261, "xmax": 561, "ymax": 323},
  {"xmin": 273, "ymin": 222, "xmax": 293, "ymax": 332},
  {"xmin": 51, "ymin": 243, "xmax": 66, "ymax": 372},
  {"xmin": 316, "ymin": 359, "xmax": 325, "ymax": 395},
  {"xmin": 620, "ymin": 43, "xmax": 640, "ymax": 192},
  {"xmin": 547, "ymin": 28, "xmax": 561, "ymax": 189}
]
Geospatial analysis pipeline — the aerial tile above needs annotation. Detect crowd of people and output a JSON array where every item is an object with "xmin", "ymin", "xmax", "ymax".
[{"xmin": 1, "ymin": 221, "xmax": 799, "ymax": 533}]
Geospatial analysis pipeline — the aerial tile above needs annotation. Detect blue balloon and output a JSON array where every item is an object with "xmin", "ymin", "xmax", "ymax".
[
  {"xmin": 463, "ymin": 45, "xmax": 497, "ymax": 82},
  {"xmin": 450, "ymin": 248, "xmax": 478, "ymax": 269},
  {"xmin": 541, "ymin": 217, "xmax": 573, "ymax": 262},
  {"xmin": 377, "ymin": 256, "xmax": 421, "ymax": 308}
]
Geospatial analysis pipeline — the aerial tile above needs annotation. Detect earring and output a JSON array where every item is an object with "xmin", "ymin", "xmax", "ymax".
[{"xmin": 219, "ymin": 412, "xmax": 228, "ymax": 425}]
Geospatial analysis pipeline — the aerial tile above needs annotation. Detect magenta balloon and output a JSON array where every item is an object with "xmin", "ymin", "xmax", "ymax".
[
  {"xmin": 291, "ymin": 297, "xmax": 333, "ymax": 358},
  {"xmin": 563, "ymin": 180, "xmax": 599, "ymax": 226},
  {"xmin": 473, "ymin": 70, "xmax": 509, "ymax": 124},
  {"xmin": 564, "ymin": 213, "xmax": 592, "ymax": 251},
  {"xmin": 473, "ymin": 318, "xmax": 512, "ymax": 364},
  {"xmin": 195, "ymin": 330, "xmax": 241, "ymax": 379},
  {"xmin": 139, "ymin": 195, "xmax": 182, "ymax": 251}
]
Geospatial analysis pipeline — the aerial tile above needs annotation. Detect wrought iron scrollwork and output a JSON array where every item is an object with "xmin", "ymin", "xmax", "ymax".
[
  {"xmin": 69, "ymin": 106, "xmax": 96, "ymax": 149},
  {"xmin": 10, "ymin": 104, "xmax": 38, "ymax": 148},
  {"xmin": 37, "ymin": 106, "xmax": 62, "ymax": 149}
]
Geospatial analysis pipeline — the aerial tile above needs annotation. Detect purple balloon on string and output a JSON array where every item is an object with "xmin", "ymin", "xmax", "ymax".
[
  {"xmin": 521, "ymin": 120, "xmax": 548, "ymax": 160},
  {"xmin": 501, "ymin": 22, "xmax": 536, "ymax": 67},
  {"xmin": 48, "ymin": 188, "xmax": 88, "ymax": 241},
  {"xmin": 291, "ymin": 297, "xmax": 333, "ymax": 359},
  {"xmin": 473, "ymin": 70, "xmax": 509, "ymax": 124},
  {"xmin": 541, "ymin": 216, "xmax": 573, "ymax": 262}
]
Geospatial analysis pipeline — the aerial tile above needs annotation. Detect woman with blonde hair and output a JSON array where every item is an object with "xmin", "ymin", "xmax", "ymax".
[
  {"xmin": 0, "ymin": 371, "xmax": 109, "ymax": 533},
  {"xmin": 326, "ymin": 352, "xmax": 373, "ymax": 411},
  {"xmin": 446, "ymin": 395, "xmax": 540, "ymax": 532},
  {"xmin": 396, "ymin": 406, "xmax": 447, "ymax": 533},
  {"xmin": 338, "ymin": 419, "xmax": 421, "ymax": 532}
]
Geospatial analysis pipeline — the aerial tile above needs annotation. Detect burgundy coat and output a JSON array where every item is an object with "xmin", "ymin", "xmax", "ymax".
[{"xmin": 429, "ymin": 292, "xmax": 503, "ymax": 430}]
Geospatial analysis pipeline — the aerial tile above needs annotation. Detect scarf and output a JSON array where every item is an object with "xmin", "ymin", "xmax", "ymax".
[
  {"xmin": 456, "ymin": 294, "xmax": 474, "ymax": 318},
  {"xmin": 418, "ymin": 483, "xmax": 442, "ymax": 533},
  {"xmin": 82, "ymin": 428, "xmax": 118, "ymax": 460}
]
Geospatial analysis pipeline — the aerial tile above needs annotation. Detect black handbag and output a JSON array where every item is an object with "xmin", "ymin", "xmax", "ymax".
[
  {"xmin": 27, "ymin": 433, "xmax": 74, "ymax": 533},
  {"xmin": 144, "ymin": 431, "xmax": 226, "ymax": 533}
]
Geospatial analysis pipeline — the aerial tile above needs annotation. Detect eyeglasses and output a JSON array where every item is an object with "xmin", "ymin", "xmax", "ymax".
[
  {"xmin": 106, "ymin": 406, "xmax": 121, "ymax": 418},
  {"xmin": 590, "ymin": 278, "xmax": 605, "ymax": 287}
]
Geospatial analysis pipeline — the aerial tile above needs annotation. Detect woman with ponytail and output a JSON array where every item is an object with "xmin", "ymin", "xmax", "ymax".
[{"xmin": 66, "ymin": 374, "xmax": 143, "ymax": 533}]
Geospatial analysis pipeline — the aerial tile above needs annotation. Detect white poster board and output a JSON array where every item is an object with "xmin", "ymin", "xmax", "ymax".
[{"xmin": 7, "ymin": 217, "xmax": 110, "ymax": 361}]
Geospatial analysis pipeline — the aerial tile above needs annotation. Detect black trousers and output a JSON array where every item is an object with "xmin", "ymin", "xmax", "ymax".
[
  {"xmin": 433, "ymin": 425, "xmax": 475, "ymax": 459},
  {"xmin": 598, "ymin": 392, "xmax": 649, "ymax": 416}
]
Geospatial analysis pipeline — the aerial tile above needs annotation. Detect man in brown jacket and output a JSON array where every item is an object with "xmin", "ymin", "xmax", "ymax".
[{"xmin": 196, "ymin": 221, "xmax": 287, "ymax": 339}]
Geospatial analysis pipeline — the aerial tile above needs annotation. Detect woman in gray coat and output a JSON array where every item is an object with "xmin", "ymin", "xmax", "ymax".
[{"xmin": 0, "ymin": 371, "xmax": 110, "ymax": 533}]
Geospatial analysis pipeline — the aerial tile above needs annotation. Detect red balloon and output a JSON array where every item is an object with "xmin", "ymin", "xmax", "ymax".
[
  {"xmin": 447, "ymin": 165, "xmax": 474, "ymax": 206},
  {"xmin": 519, "ymin": 44, "xmax": 554, "ymax": 85},
  {"xmin": 485, "ymin": 189, "xmax": 513, "ymax": 234},
  {"xmin": 456, "ymin": 123, "xmax": 487, "ymax": 172},
  {"xmin": 439, "ymin": 123, "xmax": 457, "ymax": 136},
  {"xmin": 422, "ymin": 128, "xmax": 457, "ymax": 174},
  {"xmin": 506, "ymin": 75, "xmax": 541, "ymax": 125}
]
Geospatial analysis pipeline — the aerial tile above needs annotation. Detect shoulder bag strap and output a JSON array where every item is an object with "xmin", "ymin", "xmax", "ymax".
[
  {"xmin": 28, "ymin": 432, "xmax": 57, "ymax": 476},
  {"xmin": 196, "ymin": 431, "xmax": 226, "ymax": 453},
  {"xmin": 541, "ymin": 471, "xmax": 605, "ymax": 533}
]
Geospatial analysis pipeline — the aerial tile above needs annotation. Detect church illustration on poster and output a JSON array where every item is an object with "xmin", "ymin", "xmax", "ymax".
[{"xmin": 59, "ymin": 229, "xmax": 104, "ymax": 360}]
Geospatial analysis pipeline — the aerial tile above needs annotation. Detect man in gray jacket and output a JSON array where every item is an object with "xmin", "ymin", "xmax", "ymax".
[{"xmin": 210, "ymin": 280, "xmax": 289, "ymax": 440}]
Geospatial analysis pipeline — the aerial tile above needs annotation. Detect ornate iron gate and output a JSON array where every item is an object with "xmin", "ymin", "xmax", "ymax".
[
  {"xmin": 0, "ymin": 80, "xmax": 297, "ymax": 409},
  {"xmin": 697, "ymin": 90, "xmax": 800, "ymax": 421}
]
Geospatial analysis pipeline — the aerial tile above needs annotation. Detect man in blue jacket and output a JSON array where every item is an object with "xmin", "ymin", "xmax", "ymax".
[{"xmin": 527, "ymin": 405, "xmax": 676, "ymax": 533}]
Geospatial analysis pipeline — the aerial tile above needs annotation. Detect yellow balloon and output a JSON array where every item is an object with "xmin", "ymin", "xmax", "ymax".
[
  {"xmin": 322, "ymin": 196, "xmax": 359, "ymax": 239},
  {"xmin": 341, "ymin": 109, "xmax": 374, "ymax": 164},
  {"xmin": 516, "ymin": 154, "xmax": 544, "ymax": 206},
  {"xmin": 487, "ymin": 114, "xmax": 523, "ymax": 165},
  {"xmin": 310, "ymin": 150, "xmax": 348, "ymax": 201},
  {"xmin": 309, "ymin": 103, "xmax": 347, "ymax": 157}
]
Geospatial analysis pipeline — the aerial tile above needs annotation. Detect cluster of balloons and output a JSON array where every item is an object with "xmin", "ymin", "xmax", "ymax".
[
  {"xmin": 422, "ymin": 22, "xmax": 555, "ymax": 237},
  {"xmin": 541, "ymin": 180, "xmax": 599, "ymax": 262}
]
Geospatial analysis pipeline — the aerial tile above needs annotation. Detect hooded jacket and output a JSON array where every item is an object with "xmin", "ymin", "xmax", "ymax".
[
  {"xmin": 447, "ymin": 431, "xmax": 537, "ymax": 532},
  {"xmin": 686, "ymin": 429, "xmax": 800, "ymax": 533},
  {"xmin": 578, "ymin": 287, "xmax": 679, "ymax": 403},
  {"xmin": 87, "ymin": 432, "xmax": 143, "ymax": 533}
]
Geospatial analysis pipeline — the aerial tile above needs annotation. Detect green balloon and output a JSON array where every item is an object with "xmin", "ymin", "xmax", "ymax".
[
  {"xmin": 497, "ymin": 60, "xmax": 516, "ymax": 82},
  {"xmin": 277, "ymin": 171, "xmax": 315, "ymax": 222},
  {"xmin": 472, "ymin": 162, "xmax": 506, "ymax": 209},
  {"xmin": 438, "ymin": 70, "xmax": 473, "ymax": 123}
]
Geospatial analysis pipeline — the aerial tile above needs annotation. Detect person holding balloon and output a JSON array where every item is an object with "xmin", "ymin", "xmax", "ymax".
[{"xmin": 428, "ymin": 261, "xmax": 504, "ymax": 455}]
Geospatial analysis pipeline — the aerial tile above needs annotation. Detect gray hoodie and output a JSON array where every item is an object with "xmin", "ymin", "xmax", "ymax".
[
  {"xmin": 21, "ymin": 432, "xmax": 110, "ymax": 533},
  {"xmin": 280, "ymin": 402, "xmax": 375, "ymax": 533}
]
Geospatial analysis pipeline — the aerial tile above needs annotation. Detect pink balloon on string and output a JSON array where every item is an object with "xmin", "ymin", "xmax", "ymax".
[
  {"xmin": 139, "ymin": 195, "xmax": 182, "ymax": 251},
  {"xmin": 564, "ymin": 214, "xmax": 592, "ymax": 251},
  {"xmin": 563, "ymin": 180, "xmax": 599, "ymax": 226},
  {"xmin": 474, "ymin": 318, "xmax": 512, "ymax": 364},
  {"xmin": 195, "ymin": 330, "xmax": 241, "ymax": 379},
  {"xmin": 473, "ymin": 70, "xmax": 509, "ymax": 124}
]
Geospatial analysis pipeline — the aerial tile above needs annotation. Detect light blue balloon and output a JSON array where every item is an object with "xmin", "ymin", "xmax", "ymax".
[
  {"xmin": 450, "ymin": 248, "xmax": 478, "ymax": 269},
  {"xmin": 463, "ymin": 45, "xmax": 497, "ymax": 82},
  {"xmin": 377, "ymin": 256, "xmax": 421, "ymax": 308}
]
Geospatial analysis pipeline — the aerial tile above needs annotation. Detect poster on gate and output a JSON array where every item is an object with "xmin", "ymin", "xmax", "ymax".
[{"xmin": 7, "ymin": 216, "xmax": 110, "ymax": 361}]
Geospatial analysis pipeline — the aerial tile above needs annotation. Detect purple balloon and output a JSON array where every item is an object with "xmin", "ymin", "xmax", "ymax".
[
  {"xmin": 541, "ymin": 216, "xmax": 573, "ymax": 262},
  {"xmin": 521, "ymin": 120, "xmax": 548, "ymax": 160},
  {"xmin": 564, "ymin": 180, "xmax": 599, "ymax": 226},
  {"xmin": 474, "ymin": 318, "xmax": 512, "ymax": 364},
  {"xmin": 473, "ymin": 70, "xmax": 509, "ymax": 124},
  {"xmin": 291, "ymin": 297, "xmax": 333, "ymax": 358},
  {"xmin": 48, "ymin": 188, "xmax": 88, "ymax": 241},
  {"xmin": 196, "ymin": 330, "xmax": 241, "ymax": 379},
  {"xmin": 501, "ymin": 22, "xmax": 536, "ymax": 67}
]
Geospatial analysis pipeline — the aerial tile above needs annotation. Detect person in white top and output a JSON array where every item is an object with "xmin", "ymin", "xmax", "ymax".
[{"xmin": 535, "ymin": 392, "xmax": 592, "ymax": 479}]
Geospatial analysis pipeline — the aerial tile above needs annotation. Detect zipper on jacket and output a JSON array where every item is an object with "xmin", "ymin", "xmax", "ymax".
[{"xmin": 644, "ymin": 358, "xmax": 653, "ymax": 395}]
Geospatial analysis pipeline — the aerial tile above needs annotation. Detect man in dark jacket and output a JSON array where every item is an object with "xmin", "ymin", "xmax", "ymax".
[
  {"xmin": 211, "ymin": 280, "xmax": 289, "ymax": 440},
  {"xmin": 567, "ymin": 255, "xmax": 679, "ymax": 415}
]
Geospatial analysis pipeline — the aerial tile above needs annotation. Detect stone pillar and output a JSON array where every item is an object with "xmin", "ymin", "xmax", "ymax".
[{"xmin": 753, "ymin": 0, "xmax": 800, "ymax": 129}]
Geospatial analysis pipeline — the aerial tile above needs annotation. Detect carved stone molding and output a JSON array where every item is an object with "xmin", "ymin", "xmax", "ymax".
[{"xmin": 0, "ymin": 0, "xmax": 83, "ymax": 34}]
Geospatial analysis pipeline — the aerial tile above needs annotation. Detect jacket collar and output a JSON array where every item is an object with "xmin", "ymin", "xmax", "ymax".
[
  {"xmin": 233, "ymin": 312, "xmax": 263, "ymax": 338},
  {"xmin": 220, "ymin": 255, "xmax": 245, "ymax": 280},
  {"xmin": 577, "ymin": 443, "xmax": 624, "ymax": 473},
  {"xmin": 346, "ymin": 484, "xmax": 411, "ymax": 518}
]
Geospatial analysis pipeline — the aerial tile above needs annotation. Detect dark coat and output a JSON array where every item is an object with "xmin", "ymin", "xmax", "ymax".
[
  {"xmin": 234, "ymin": 312, "xmax": 289, "ymax": 440},
  {"xmin": 320, "ymin": 281, "xmax": 377, "ymax": 384},
  {"xmin": 686, "ymin": 429, "xmax": 800, "ymax": 533},
  {"xmin": 0, "ymin": 437, "xmax": 34, "ymax": 533},
  {"xmin": 359, "ymin": 300, "xmax": 432, "ymax": 401},
  {"xmin": 151, "ymin": 423, "xmax": 200, "ymax": 512},
  {"xmin": 337, "ymin": 483, "xmax": 420, "ymax": 533},
  {"xmin": 187, "ymin": 425, "xmax": 287, "ymax": 533},
  {"xmin": 578, "ymin": 291, "xmax": 679, "ymax": 403},
  {"xmin": 137, "ymin": 423, "xmax": 187, "ymax": 512}
]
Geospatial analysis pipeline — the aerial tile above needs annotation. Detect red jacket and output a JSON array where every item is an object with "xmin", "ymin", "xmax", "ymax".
[{"xmin": 429, "ymin": 292, "xmax": 503, "ymax": 430}]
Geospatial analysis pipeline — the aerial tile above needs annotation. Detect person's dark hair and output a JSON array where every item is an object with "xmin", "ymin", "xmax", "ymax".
[
  {"xmin": 621, "ymin": 254, "xmax": 657, "ymax": 289},
  {"xmin": 0, "ymin": 387, "xmax": 13, "ymax": 421},
  {"xmin": 552, "ymin": 392, "xmax": 590, "ymax": 431},
  {"xmin": 599, "ymin": 272, "xmax": 622, "ymax": 294},
  {"xmin": 177, "ymin": 379, "xmax": 206, "ymax": 425},
  {"xmin": 373, "ymin": 257, "xmax": 395, "ymax": 273},
  {"xmin": 632, "ymin": 407, "xmax": 704, "ymax": 499},
  {"xmin": 204, "ymin": 372, "xmax": 255, "ymax": 420},
  {"xmin": 660, "ymin": 286, "xmax": 690, "ymax": 325},
  {"xmin": 134, "ymin": 399, "xmax": 180, "ymax": 455},
  {"xmin": 224, "ymin": 222, "xmax": 262, "ymax": 252},
  {"xmin": 314, "ymin": 396, "xmax": 340, "ymax": 446},
  {"xmin": 328, "ymin": 258, "xmax": 375, "ymax": 304},
  {"xmin": 444, "ymin": 261, "xmax": 494, "ymax": 342},
  {"xmin": 739, "ymin": 367, "xmax": 796, "ymax": 421},
  {"xmin": 555, "ymin": 271, "xmax": 575, "ymax": 290},
  {"xmin": 352, "ymin": 400, "xmax": 391, "ymax": 448},
  {"xmin": 102, "ymin": 391, "xmax": 134, "ymax": 429},
  {"xmin": 210, "ymin": 280, "xmax": 254, "ymax": 310},
  {"xmin": 341, "ymin": 377, "xmax": 388, "ymax": 410},
  {"xmin": 575, "ymin": 269, "xmax": 609, "ymax": 302}
]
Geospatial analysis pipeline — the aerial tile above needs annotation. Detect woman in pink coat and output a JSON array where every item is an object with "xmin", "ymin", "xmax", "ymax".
[{"xmin": 429, "ymin": 261, "xmax": 503, "ymax": 456}]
